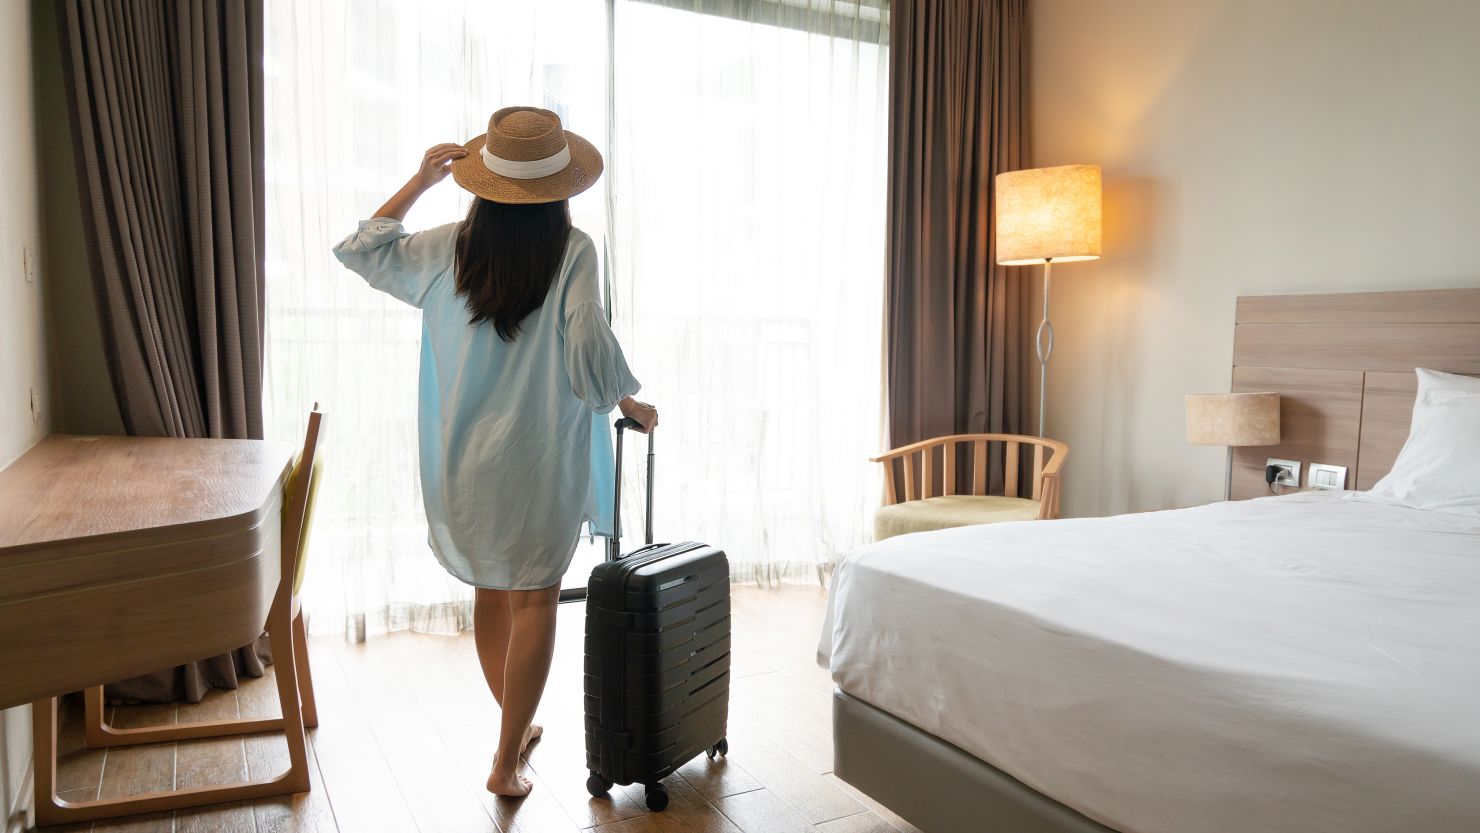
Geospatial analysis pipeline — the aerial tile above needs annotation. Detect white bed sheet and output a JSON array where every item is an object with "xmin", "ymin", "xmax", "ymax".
[{"xmin": 820, "ymin": 492, "xmax": 1480, "ymax": 833}]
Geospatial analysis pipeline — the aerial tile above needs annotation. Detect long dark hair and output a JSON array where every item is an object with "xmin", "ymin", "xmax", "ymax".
[{"xmin": 454, "ymin": 197, "xmax": 572, "ymax": 341}]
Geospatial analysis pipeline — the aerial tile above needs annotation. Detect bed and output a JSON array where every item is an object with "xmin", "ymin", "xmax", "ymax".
[{"xmin": 820, "ymin": 288, "xmax": 1480, "ymax": 833}]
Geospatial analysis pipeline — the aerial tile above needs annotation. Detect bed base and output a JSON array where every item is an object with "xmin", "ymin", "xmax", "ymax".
[{"xmin": 832, "ymin": 689, "xmax": 1118, "ymax": 833}]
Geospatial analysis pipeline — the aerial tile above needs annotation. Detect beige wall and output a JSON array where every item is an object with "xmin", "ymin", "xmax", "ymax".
[
  {"xmin": 1, "ymin": 0, "xmax": 46, "ymax": 826},
  {"xmin": 1029, "ymin": 0, "xmax": 1480, "ymax": 517}
]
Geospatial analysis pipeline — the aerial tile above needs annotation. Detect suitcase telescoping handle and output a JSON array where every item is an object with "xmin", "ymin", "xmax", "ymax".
[{"xmin": 609, "ymin": 417, "xmax": 655, "ymax": 561}]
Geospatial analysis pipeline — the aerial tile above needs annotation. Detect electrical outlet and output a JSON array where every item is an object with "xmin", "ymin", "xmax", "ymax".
[
  {"xmin": 23, "ymin": 245, "xmax": 36, "ymax": 283},
  {"xmin": 1265, "ymin": 458, "xmax": 1300, "ymax": 488},
  {"xmin": 30, "ymin": 387, "xmax": 42, "ymax": 423}
]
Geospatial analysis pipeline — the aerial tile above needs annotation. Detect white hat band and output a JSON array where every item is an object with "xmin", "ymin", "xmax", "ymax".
[{"xmin": 481, "ymin": 143, "xmax": 571, "ymax": 180}]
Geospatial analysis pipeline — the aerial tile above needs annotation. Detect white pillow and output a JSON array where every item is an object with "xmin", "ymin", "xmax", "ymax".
[
  {"xmin": 1364, "ymin": 368, "xmax": 1480, "ymax": 516},
  {"xmin": 1413, "ymin": 367, "xmax": 1480, "ymax": 396}
]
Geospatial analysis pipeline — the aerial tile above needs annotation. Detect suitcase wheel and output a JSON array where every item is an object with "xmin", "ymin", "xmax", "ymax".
[
  {"xmin": 586, "ymin": 773, "xmax": 614, "ymax": 798},
  {"xmin": 705, "ymin": 738, "xmax": 729, "ymax": 760},
  {"xmin": 644, "ymin": 783, "xmax": 669, "ymax": 812}
]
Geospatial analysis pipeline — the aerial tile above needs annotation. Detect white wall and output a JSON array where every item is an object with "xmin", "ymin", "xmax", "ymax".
[
  {"xmin": 0, "ymin": 0, "xmax": 47, "ymax": 826},
  {"xmin": 1030, "ymin": 0, "xmax": 1480, "ymax": 517}
]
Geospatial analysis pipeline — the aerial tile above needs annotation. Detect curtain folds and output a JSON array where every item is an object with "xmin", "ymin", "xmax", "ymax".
[
  {"xmin": 608, "ymin": 0, "xmax": 890, "ymax": 586},
  {"xmin": 60, "ymin": 0, "xmax": 266, "ymax": 440},
  {"xmin": 59, "ymin": 0, "xmax": 269, "ymax": 702},
  {"xmin": 885, "ymin": 0, "xmax": 1029, "ymax": 490}
]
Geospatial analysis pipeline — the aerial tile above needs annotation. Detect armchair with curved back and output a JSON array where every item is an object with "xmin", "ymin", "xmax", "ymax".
[{"xmin": 870, "ymin": 433, "xmax": 1068, "ymax": 541}]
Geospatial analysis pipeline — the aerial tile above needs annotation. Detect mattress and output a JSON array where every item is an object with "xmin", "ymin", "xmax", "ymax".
[{"xmin": 819, "ymin": 492, "xmax": 1480, "ymax": 833}]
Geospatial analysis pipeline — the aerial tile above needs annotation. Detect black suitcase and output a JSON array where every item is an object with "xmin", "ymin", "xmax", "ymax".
[{"xmin": 583, "ymin": 417, "xmax": 731, "ymax": 812}]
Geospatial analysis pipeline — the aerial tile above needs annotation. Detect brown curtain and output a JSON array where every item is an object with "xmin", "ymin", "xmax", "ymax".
[
  {"xmin": 58, "ymin": 0, "xmax": 270, "ymax": 703},
  {"xmin": 885, "ymin": 0, "xmax": 1029, "ymax": 493},
  {"xmin": 60, "ymin": 0, "xmax": 265, "ymax": 440}
]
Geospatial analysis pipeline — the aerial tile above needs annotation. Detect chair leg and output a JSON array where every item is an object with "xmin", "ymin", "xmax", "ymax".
[
  {"xmin": 35, "ymin": 688, "xmax": 309, "ymax": 825},
  {"xmin": 84, "ymin": 684, "xmax": 108, "ymax": 746},
  {"xmin": 292, "ymin": 609, "xmax": 319, "ymax": 729},
  {"xmin": 36, "ymin": 718, "xmax": 305, "ymax": 822},
  {"xmin": 35, "ymin": 604, "xmax": 313, "ymax": 824},
  {"xmin": 83, "ymin": 675, "xmax": 285, "ymax": 748},
  {"xmin": 268, "ymin": 602, "xmax": 312, "ymax": 793}
]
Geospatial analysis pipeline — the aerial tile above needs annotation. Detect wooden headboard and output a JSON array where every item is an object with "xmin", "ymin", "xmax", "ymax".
[{"xmin": 1228, "ymin": 288, "xmax": 1480, "ymax": 499}]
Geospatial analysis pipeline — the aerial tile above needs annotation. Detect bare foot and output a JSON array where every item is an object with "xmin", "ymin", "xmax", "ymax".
[
  {"xmin": 486, "ymin": 756, "xmax": 532, "ymax": 798},
  {"xmin": 522, "ymin": 722, "xmax": 544, "ymax": 754}
]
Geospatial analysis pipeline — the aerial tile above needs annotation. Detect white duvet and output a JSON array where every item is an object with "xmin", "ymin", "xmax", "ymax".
[{"xmin": 819, "ymin": 492, "xmax": 1480, "ymax": 833}]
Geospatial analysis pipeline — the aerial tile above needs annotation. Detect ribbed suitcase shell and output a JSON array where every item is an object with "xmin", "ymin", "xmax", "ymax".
[{"xmin": 583, "ymin": 540, "xmax": 731, "ymax": 788}]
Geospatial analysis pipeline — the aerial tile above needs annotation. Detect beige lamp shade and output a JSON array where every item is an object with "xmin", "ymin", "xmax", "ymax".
[
  {"xmin": 1186, "ymin": 393, "xmax": 1281, "ymax": 446},
  {"xmin": 995, "ymin": 164, "xmax": 1103, "ymax": 265}
]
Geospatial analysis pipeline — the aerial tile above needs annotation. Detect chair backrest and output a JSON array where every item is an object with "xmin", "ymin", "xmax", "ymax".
[
  {"xmin": 292, "ymin": 455, "xmax": 324, "ymax": 597},
  {"xmin": 871, "ymin": 434, "xmax": 1068, "ymax": 507},
  {"xmin": 280, "ymin": 407, "xmax": 324, "ymax": 605}
]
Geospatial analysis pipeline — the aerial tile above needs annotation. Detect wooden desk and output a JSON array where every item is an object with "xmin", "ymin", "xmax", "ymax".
[{"xmin": 0, "ymin": 435, "xmax": 294, "ymax": 709}]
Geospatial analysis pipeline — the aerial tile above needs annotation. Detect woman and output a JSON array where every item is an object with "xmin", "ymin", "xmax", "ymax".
[{"xmin": 333, "ymin": 107, "xmax": 655, "ymax": 797}]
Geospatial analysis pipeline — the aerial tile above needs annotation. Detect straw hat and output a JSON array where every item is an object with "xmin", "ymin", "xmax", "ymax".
[{"xmin": 451, "ymin": 107, "xmax": 603, "ymax": 204}]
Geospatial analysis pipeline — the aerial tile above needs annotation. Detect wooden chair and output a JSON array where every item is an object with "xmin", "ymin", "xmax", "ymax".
[
  {"xmin": 870, "ymin": 434, "xmax": 1068, "ymax": 541},
  {"xmin": 34, "ymin": 408, "xmax": 325, "ymax": 825}
]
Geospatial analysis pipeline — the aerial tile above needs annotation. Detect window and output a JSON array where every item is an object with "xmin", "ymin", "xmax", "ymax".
[{"xmin": 265, "ymin": 0, "xmax": 886, "ymax": 635}]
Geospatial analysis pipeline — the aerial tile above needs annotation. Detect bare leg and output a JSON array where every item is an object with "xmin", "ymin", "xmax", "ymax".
[
  {"xmin": 474, "ymin": 588, "xmax": 544, "ymax": 754},
  {"xmin": 486, "ymin": 583, "xmax": 561, "ymax": 797},
  {"xmin": 473, "ymin": 588, "xmax": 512, "ymax": 707}
]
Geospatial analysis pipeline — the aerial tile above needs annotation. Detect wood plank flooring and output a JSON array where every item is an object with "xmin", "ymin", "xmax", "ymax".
[{"xmin": 39, "ymin": 586, "xmax": 921, "ymax": 833}]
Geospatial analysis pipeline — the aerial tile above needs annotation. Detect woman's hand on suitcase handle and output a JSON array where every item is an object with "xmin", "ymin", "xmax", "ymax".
[{"xmin": 618, "ymin": 396, "xmax": 658, "ymax": 433}]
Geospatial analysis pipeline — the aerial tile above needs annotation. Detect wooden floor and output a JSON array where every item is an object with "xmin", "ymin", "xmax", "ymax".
[{"xmin": 39, "ymin": 585, "xmax": 921, "ymax": 833}]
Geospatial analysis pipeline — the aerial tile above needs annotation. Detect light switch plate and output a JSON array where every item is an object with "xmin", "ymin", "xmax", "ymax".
[
  {"xmin": 1308, "ymin": 463, "xmax": 1348, "ymax": 490},
  {"xmin": 1265, "ymin": 458, "xmax": 1301, "ymax": 487}
]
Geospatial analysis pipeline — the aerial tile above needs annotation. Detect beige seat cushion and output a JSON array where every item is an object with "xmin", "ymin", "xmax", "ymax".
[{"xmin": 873, "ymin": 494, "xmax": 1041, "ymax": 541}]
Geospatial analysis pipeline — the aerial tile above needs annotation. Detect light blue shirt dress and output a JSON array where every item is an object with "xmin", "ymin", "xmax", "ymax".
[{"xmin": 333, "ymin": 218, "xmax": 639, "ymax": 589}]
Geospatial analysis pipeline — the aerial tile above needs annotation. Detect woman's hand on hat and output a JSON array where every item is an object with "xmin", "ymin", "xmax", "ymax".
[
  {"xmin": 413, "ymin": 143, "xmax": 469, "ymax": 191},
  {"xmin": 373, "ymin": 143, "xmax": 469, "ymax": 221}
]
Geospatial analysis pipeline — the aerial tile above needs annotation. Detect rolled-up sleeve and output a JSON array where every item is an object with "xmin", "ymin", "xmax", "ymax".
[
  {"xmin": 561, "ymin": 237, "xmax": 640, "ymax": 413},
  {"xmin": 332, "ymin": 217, "xmax": 456, "ymax": 308}
]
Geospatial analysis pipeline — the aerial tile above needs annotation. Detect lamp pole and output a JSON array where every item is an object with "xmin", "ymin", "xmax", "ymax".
[
  {"xmin": 1035, "ymin": 258, "xmax": 1055, "ymax": 438},
  {"xmin": 995, "ymin": 163, "xmax": 1101, "ymax": 439}
]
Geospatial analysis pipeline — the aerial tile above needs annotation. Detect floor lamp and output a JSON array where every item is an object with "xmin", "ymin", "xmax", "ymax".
[{"xmin": 995, "ymin": 165, "xmax": 1103, "ymax": 437}]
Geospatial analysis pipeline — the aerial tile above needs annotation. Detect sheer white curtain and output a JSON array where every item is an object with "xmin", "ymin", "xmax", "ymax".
[
  {"xmin": 264, "ymin": 0, "xmax": 608, "ymax": 637},
  {"xmin": 266, "ymin": 0, "xmax": 887, "ymax": 636},
  {"xmin": 609, "ymin": 1, "xmax": 889, "ymax": 585}
]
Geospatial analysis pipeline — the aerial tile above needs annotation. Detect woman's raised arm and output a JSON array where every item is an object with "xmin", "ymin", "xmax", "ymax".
[{"xmin": 374, "ymin": 143, "xmax": 468, "ymax": 220}]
